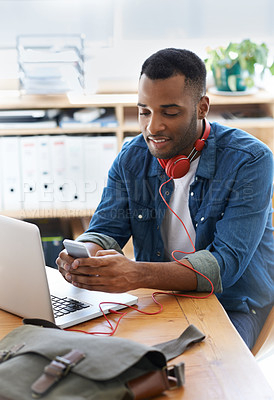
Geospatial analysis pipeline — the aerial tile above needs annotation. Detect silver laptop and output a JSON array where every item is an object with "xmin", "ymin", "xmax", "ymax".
[{"xmin": 0, "ymin": 215, "xmax": 138, "ymax": 328}]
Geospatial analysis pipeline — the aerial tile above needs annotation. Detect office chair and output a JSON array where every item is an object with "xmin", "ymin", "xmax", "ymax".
[{"xmin": 252, "ymin": 306, "xmax": 274, "ymax": 360}]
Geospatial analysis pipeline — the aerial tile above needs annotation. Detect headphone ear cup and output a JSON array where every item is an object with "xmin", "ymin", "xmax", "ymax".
[{"xmin": 165, "ymin": 156, "xmax": 190, "ymax": 179}]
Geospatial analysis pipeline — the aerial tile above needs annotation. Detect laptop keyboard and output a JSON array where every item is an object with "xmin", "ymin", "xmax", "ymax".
[{"xmin": 51, "ymin": 295, "xmax": 92, "ymax": 318}]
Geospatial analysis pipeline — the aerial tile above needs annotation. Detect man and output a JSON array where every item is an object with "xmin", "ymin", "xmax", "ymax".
[{"xmin": 57, "ymin": 48, "xmax": 274, "ymax": 349}]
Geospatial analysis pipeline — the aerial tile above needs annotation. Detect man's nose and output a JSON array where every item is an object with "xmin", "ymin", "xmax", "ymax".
[{"xmin": 147, "ymin": 115, "xmax": 165, "ymax": 134}]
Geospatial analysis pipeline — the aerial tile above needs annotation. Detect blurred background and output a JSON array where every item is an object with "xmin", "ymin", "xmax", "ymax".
[
  {"xmin": 0, "ymin": 0, "xmax": 273, "ymax": 387},
  {"xmin": 0, "ymin": 0, "xmax": 273, "ymax": 93}
]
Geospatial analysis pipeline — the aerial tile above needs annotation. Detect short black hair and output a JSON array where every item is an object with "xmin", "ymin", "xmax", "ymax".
[{"xmin": 140, "ymin": 48, "xmax": 206, "ymax": 102}]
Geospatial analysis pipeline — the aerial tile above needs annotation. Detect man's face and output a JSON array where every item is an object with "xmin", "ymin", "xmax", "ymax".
[{"xmin": 138, "ymin": 74, "xmax": 201, "ymax": 160}]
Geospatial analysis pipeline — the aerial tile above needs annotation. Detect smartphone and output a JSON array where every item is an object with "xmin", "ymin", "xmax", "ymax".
[{"xmin": 63, "ymin": 239, "xmax": 91, "ymax": 258}]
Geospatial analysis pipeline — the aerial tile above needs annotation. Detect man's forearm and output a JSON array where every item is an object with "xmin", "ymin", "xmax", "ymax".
[
  {"xmin": 134, "ymin": 259, "xmax": 198, "ymax": 291},
  {"xmin": 76, "ymin": 232, "xmax": 197, "ymax": 291},
  {"xmin": 75, "ymin": 233, "xmax": 221, "ymax": 293}
]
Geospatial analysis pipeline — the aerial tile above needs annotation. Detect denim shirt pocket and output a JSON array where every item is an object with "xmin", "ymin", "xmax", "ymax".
[
  {"xmin": 129, "ymin": 200, "xmax": 158, "ymax": 248},
  {"xmin": 130, "ymin": 201, "xmax": 156, "ymax": 226},
  {"xmin": 194, "ymin": 201, "xmax": 226, "ymax": 248}
]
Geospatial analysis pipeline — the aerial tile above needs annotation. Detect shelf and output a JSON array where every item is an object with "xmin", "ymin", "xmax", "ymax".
[
  {"xmin": 0, "ymin": 89, "xmax": 273, "ymax": 220},
  {"xmin": 208, "ymin": 90, "xmax": 274, "ymax": 105},
  {"xmin": 123, "ymin": 125, "xmax": 140, "ymax": 133},
  {"xmin": 207, "ymin": 91, "xmax": 274, "ymax": 148},
  {"xmin": 0, "ymin": 93, "xmax": 138, "ymax": 109},
  {"xmin": 67, "ymin": 93, "xmax": 138, "ymax": 107},
  {"xmin": 0, "ymin": 127, "xmax": 119, "ymax": 136},
  {"xmin": 1, "ymin": 209, "xmax": 95, "ymax": 219},
  {"xmin": 0, "ymin": 90, "xmax": 272, "ymax": 108},
  {"xmin": 208, "ymin": 118, "xmax": 274, "ymax": 129}
]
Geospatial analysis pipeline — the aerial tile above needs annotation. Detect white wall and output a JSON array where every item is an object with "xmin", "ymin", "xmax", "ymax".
[{"xmin": 0, "ymin": 0, "xmax": 273, "ymax": 92}]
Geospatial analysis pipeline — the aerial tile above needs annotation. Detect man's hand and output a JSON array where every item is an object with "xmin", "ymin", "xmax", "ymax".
[
  {"xmin": 57, "ymin": 244, "xmax": 198, "ymax": 293},
  {"xmin": 56, "ymin": 248, "xmax": 140, "ymax": 293},
  {"xmin": 56, "ymin": 242, "xmax": 103, "ymax": 283}
]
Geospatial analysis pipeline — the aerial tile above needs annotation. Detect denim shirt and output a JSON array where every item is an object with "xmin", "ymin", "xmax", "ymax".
[{"xmin": 79, "ymin": 122, "xmax": 274, "ymax": 313}]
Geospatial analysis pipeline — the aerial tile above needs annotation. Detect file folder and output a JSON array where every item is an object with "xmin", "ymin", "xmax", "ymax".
[
  {"xmin": 83, "ymin": 136, "xmax": 117, "ymax": 209},
  {"xmin": 37, "ymin": 136, "xmax": 54, "ymax": 209},
  {"xmin": 20, "ymin": 136, "xmax": 40, "ymax": 209},
  {"xmin": 1, "ymin": 137, "xmax": 23, "ymax": 210},
  {"xmin": 50, "ymin": 135, "xmax": 68, "ymax": 210},
  {"xmin": 65, "ymin": 136, "xmax": 85, "ymax": 209}
]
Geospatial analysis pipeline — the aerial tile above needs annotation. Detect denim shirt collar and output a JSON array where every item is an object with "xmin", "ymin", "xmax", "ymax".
[{"xmin": 195, "ymin": 125, "xmax": 216, "ymax": 180}]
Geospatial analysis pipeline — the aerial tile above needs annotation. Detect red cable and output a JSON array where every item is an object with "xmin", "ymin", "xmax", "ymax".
[
  {"xmin": 158, "ymin": 177, "xmax": 214, "ymax": 298},
  {"xmin": 159, "ymin": 177, "xmax": 196, "ymax": 252},
  {"xmin": 68, "ymin": 298, "xmax": 164, "ymax": 336},
  {"xmin": 67, "ymin": 177, "xmax": 214, "ymax": 336}
]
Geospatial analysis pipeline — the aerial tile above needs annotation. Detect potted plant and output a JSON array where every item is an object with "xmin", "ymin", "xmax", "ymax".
[{"xmin": 205, "ymin": 39, "xmax": 274, "ymax": 92}]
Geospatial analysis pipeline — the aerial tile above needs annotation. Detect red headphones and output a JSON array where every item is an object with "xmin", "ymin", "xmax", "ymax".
[{"xmin": 157, "ymin": 118, "xmax": 210, "ymax": 179}]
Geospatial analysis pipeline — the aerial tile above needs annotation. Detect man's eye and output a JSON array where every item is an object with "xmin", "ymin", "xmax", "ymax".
[
  {"xmin": 164, "ymin": 112, "xmax": 179, "ymax": 117},
  {"xmin": 139, "ymin": 111, "xmax": 150, "ymax": 116}
]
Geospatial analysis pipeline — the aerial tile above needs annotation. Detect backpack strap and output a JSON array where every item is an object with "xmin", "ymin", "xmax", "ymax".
[
  {"xmin": 31, "ymin": 349, "xmax": 85, "ymax": 398},
  {"xmin": 154, "ymin": 324, "xmax": 205, "ymax": 361},
  {"xmin": 127, "ymin": 324, "xmax": 205, "ymax": 399},
  {"xmin": 23, "ymin": 318, "xmax": 61, "ymax": 329}
]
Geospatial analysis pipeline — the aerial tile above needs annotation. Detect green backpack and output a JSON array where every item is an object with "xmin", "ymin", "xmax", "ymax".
[{"xmin": 0, "ymin": 321, "xmax": 204, "ymax": 400}]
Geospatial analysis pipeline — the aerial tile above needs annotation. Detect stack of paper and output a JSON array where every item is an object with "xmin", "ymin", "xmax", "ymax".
[
  {"xmin": 59, "ymin": 107, "xmax": 118, "ymax": 128},
  {"xmin": 0, "ymin": 110, "xmax": 58, "ymax": 129}
]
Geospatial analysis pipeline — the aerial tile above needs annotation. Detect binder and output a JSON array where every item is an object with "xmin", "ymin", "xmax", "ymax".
[
  {"xmin": 50, "ymin": 135, "xmax": 68, "ymax": 210},
  {"xmin": 98, "ymin": 135, "xmax": 118, "ymax": 185},
  {"xmin": 0, "ymin": 134, "xmax": 117, "ymax": 213},
  {"xmin": 20, "ymin": 136, "xmax": 40, "ymax": 209},
  {"xmin": 83, "ymin": 136, "xmax": 117, "ymax": 209},
  {"xmin": 64, "ymin": 136, "xmax": 85, "ymax": 209},
  {"xmin": 83, "ymin": 136, "xmax": 101, "ymax": 209},
  {"xmin": 36, "ymin": 136, "xmax": 54, "ymax": 209},
  {"xmin": 0, "ymin": 137, "xmax": 23, "ymax": 210}
]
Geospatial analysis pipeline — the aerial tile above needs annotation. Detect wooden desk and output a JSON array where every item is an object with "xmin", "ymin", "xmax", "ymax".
[{"xmin": 0, "ymin": 290, "xmax": 273, "ymax": 399}]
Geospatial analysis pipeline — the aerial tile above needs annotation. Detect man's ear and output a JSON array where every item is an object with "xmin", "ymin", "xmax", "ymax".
[{"xmin": 197, "ymin": 96, "xmax": 210, "ymax": 119}]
